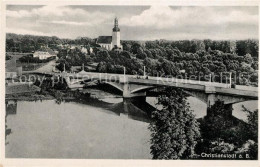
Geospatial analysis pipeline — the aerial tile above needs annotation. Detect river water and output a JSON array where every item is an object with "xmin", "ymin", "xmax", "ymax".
[{"xmin": 5, "ymin": 93, "xmax": 258, "ymax": 159}]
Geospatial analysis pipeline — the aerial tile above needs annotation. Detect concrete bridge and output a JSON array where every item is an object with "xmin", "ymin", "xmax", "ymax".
[{"xmin": 24, "ymin": 70, "xmax": 258, "ymax": 115}]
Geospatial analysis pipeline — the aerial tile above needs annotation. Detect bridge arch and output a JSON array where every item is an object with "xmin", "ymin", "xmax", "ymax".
[
  {"xmin": 183, "ymin": 90, "xmax": 208, "ymax": 104},
  {"xmin": 103, "ymin": 81, "xmax": 124, "ymax": 92},
  {"xmin": 183, "ymin": 89, "xmax": 257, "ymax": 107},
  {"xmin": 67, "ymin": 78, "xmax": 92, "ymax": 85},
  {"xmin": 131, "ymin": 86, "xmax": 156, "ymax": 94}
]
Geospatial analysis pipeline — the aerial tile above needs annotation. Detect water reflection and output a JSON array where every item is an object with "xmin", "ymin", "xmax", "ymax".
[
  {"xmin": 65, "ymin": 96, "xmax": 155, "ymax": 123},
  {"xmin": 110, "ymin": 98, "xmax": 155, "ymax": 123}
]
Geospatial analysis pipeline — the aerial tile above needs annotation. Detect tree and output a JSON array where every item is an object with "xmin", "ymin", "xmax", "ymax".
[
  {"xmin": 149, "ymin": 88, "xmax": 200, "ymax": 159},
  {"xmin": 96, "ymin": 50, "xmax": 111, "ymax": 62},
  {"xmin": 200, "ymin": 100, "xmax": 234, "ymax": 141},
  {"xmin": 239, "ymin": 106, "xmax": 258, "ymax": 143},
  {"xmin": 136, "ymin": 47, "xmax": 147, "ymax": 59},
  {"xmin": 122, "ymin": 43, "xmax": 131, "ymax": 51},
  {"xmin": 196, "ymin": 103, "xmax": 258, "ymax": 159},
  {"xmin": 131, "ymin": 42, "xmax": 141, "ymax": 54},
  {"xmin": 56, "ymin": 58, "xmax": 71, "ymax": 71},
  {"xmin": 6, "ymin": 54, "xmax": 11, "ymax": 60},
  {"xmin": 96, "ymin": 62, "xmax": 107, "ymax": 73},
  {"xmin": 244, "ymin": 53, "xmax": 253, "ymax": 65}
]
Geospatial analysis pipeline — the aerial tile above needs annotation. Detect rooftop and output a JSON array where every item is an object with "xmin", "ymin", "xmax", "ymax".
[
  {"xmin": 35, "ymin": 47, "xmax": 56, "ymax": 55},
  {"xmin": 96, "ymin": 36, "xmax": 112, "ymax": 44}
]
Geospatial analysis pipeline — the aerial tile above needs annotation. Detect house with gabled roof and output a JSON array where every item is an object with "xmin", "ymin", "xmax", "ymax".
[{"xmin": 33, "ymin": 47, "xmax": 57, "ymax": 60}]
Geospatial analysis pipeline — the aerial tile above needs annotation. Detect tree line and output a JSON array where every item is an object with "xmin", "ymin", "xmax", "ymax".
[
  {"xmin": 94, "ymin": 42, "xmax": 258, "ymax": 86},
  {"xmin": 6, "ymin": 33, "xmax": 96, "ymax": 53}
]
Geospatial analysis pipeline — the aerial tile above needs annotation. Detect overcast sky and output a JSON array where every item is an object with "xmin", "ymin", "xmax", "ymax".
[{"xmin": 6, "ymin": 5, "xmax": 259, "ymax": 40}]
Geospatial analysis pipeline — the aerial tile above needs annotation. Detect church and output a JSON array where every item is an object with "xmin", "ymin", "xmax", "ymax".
[{"xmin": 96, "ymin": 17, "xmax": 122, "ymax": 50}]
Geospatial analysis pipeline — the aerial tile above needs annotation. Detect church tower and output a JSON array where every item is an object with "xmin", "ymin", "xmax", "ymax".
[{"xmin": 112, "ymin": 17, "xmax": 121, "ymax": 49}]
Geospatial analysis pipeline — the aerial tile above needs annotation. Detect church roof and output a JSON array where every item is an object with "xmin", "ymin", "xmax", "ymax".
[{"xmin": 96, "ymin": 36, "xmax": 112, "ymax": 44}]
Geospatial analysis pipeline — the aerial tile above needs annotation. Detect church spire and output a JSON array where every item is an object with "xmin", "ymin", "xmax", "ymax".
[
  {"xmin": 113, "ymin": 17, "xmax": 120, "ymax": 32},
  {"xmin": 114, "ymin": 17, "xmax": 118, "ymax": 27}
]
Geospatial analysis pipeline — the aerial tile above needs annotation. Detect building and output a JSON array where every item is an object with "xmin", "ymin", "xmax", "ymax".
[
  {"xmin": 5, "ymin": 57, "xmax": 22, "ymax": 79},
  {"xmin": 96, "ymin": 17, "xmax": 122, "ymax": 50},
  {"xmin": 96, "ymin": 36, "xmax": 113, "ymax": 50},
  {"xmin": 33, "ymin": 47, "xmax": 57, "ymax": 60},
  {"xmin": 81, "ymin": 47, "xmax": 88, "ymax": 54}
]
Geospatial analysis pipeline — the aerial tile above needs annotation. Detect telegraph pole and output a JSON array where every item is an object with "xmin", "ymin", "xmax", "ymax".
[
  {"xmin": 230, "ymin": 72, "xmax": 232, "ymax": 88},
  {"xmin": 123, "ymin": 66, "xmax": 126, "ymax": 82},
  {"xmin": 143, "ymin": 66, "xmax": 146, "ymax": 77},
  {"xmin": 220, "ymin": 72, "xmax": 222, "ymax": 83}
]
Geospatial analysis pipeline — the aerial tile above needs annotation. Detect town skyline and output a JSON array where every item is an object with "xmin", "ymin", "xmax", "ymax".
[{"xmin": 6, "ymin": 5, "xmax": 259, "ymax": 40}]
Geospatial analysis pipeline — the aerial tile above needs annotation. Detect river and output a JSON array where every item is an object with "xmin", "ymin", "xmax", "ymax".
[{"xmin": 5, "ymin": 92, "xmax": 258, "ymax": 159}]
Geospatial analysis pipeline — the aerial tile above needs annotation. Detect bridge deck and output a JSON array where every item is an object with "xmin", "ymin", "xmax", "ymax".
[{"xmin": 23, "ymin": 71, "xmax": 258, "ymax": 98}]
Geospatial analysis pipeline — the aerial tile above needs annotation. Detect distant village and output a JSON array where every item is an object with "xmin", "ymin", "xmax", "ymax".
[{"xmin": 6, "ymin": 44, "xmax": 87, "ymax": 78}]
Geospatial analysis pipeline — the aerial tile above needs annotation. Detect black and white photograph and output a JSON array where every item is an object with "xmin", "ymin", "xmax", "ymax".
[{"xmin": 2, "ymin": 1, "xmax": 259, "ymax": 164}]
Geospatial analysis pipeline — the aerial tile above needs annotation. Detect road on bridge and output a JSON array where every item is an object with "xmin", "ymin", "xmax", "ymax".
[
  {"xmin": 63, "ymin": 71, "xmax": 258, "ymax": 92},
  {"xmin": 22, "ymin": 69, "xmax": 258, "ymax": 94}
]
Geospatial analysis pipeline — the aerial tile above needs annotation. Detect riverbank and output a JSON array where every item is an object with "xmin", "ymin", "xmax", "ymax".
[
  {"xmin": 6, "ymin": 83, "xmax": 40, "ymax": 95},
  {"xmin": 6, "ymin": 91, "xmax": 55, "ymax": 101},
  {"xmin": 81, "ymin": 88, "xmax": 122, "ymax": 99},
  {"xmin": 5, "ymin": 87, "xmax": 115, "ymax": 102}
]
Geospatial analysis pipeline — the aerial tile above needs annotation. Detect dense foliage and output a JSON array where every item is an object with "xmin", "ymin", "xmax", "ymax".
[
  {"xmin": 149, "ymin": 87, "xmax": 200, "ymax": 159},
  {"xmin": 19, "ymin": 54, "xmax": 56, "ymax": 63},
  {"xmin": 94, "ymin": 41, "xmax": 258, "ymax": 86},
  {"xmin": 196, "ymin": 101, "xmax": 258, "ymax": 159}
]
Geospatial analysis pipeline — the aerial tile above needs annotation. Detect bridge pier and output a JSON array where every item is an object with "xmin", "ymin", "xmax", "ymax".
[
  {"xmin": 224, "ymin": 104, "xmax": 233, "ymax": 117},
  {"xmin": 206, "ymin": 86, "xmax": 233, "ymax": 118},
  {"xmin": 123, "ymin": 96, "xmax": 146, "ymax": 103},
  {"xmin": 122, "ymin": 82, "xmax": 147, "ymax": 99},
  {"xmin": 201, "ymin": 86, "xmax": 245, "ymax": 117},
  {"xmin": 207, "ymin": 93, "xmax": 216, "ymax": 108},
  {"xmin": 207, "ymin": 102, "xmax": 233, "ymax": 118}
]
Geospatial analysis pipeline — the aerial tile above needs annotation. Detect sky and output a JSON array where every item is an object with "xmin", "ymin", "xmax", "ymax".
[{"xmin": 6, "ymin": 5, "xmax": 259, "ymax": 40}]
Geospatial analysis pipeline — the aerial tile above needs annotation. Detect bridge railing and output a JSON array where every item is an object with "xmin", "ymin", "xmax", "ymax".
[{"xmin": 25, "ymin": 71, "xmax": 257, "ymax": 91}]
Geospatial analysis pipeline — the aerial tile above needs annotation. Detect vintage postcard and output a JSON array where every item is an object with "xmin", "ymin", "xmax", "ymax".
[{"xmin": 1, "ymin": 0, "xmax": 259, "ymax": 166}]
